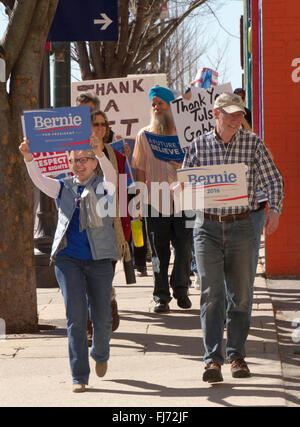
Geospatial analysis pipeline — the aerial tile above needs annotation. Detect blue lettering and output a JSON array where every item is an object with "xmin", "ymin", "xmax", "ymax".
[
  {"xmin": 187, "ymin": 174, "xmax": 198, "ymax": 184},
  {"xmin": 228, "ymin": 173, "xmax": 237, "ymax": 183}
]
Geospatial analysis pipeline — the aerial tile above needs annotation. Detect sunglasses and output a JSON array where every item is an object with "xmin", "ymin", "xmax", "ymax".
[
  {"xmin": 92, "ymin": 122, "xmax": 107, "ymax": 128},
  {"xmin": 69, "ymin": 157, "xmax": 95, "ymax": 165}
]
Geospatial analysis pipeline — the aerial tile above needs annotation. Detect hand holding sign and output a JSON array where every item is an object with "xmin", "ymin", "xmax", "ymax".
[
  {"xmin": 89, "ymin": 133, "xmax": 104, "ymax": 158},
  {"xmin": 19, "ymin": 138, "xmax": 33, "ymax": 163}
]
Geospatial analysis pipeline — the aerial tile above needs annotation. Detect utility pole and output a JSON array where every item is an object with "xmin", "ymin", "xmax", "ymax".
[
  {"xmin": 34, "ymin": 49, "xmax": 58, "ymax": 288},
  {"xmin": 34, "ymin": 42, "xmax": 71, "ymax": 288},
  {"xmin": 53, "ymin": 42, "xmax": 71, "ymax": 107}
]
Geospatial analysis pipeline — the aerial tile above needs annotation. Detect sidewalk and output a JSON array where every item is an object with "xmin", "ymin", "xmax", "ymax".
[{"xmin": 0, "ymin": 260, "xmax": 292, "ymax": 407}]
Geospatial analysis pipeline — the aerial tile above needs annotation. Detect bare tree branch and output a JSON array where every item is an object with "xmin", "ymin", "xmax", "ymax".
[
  {"xmin": 0, "ymin": 0, "xmax": 15, "ymax": 15},
  {"xmin": 133, "ymin": 0, "xmax": 209, "ymax": 71},
  {"xmin": 73, "ymin": 0, "xmax": 223, "ymax": 80}
]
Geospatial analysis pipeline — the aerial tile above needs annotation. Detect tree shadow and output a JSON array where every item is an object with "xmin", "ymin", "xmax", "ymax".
[{"xmin": 86, "ymin": 373, "xmax": 300, "ymax": 406}]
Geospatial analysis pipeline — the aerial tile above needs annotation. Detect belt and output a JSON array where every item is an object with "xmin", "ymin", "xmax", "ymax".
[{"xmin": 204, "ymin": 210, "xmax": 251, "ymax": 223}]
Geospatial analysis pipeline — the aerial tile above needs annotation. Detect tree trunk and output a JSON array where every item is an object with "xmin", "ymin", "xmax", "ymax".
[{"xmin": 0, "ymin": 0, "xmax": 58, "ymax": 333}]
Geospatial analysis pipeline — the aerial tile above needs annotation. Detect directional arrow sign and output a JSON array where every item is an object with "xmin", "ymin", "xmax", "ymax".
[
  {"xmin": 48, "ymin": 0, "xmax": 118, "ymax": 42},
  {"xmin": 94, "ymin": 13, "xmax": 113, "ymax": 31}
]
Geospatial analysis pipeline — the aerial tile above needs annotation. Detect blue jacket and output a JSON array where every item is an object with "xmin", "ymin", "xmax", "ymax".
[{"xmin": 51, "ymin": 175, "xmax": 120, "ymax": 262}]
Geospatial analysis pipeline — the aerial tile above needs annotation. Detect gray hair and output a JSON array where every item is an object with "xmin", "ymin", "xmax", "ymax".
[
  {"xmin": 75, "ymin": 92, "xmax": 100, "ymax": 110},
  {"xmin": 69, "ymin": 150, "xmax": 96, "ymax": 160}
]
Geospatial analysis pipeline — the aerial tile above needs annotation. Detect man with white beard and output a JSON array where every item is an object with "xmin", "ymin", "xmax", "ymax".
[{"xmin": 132, "ymin": 86, "xmax": 193, "ymax": 313}]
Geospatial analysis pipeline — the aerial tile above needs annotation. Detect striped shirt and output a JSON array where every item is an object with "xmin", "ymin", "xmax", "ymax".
[
  {"xmin": 132, "ymin": 126, "xmax": 178, "ymax": 213},
  {"xmin": 182, "ymin": 129, "xmax": 283, "ymax": 215}
]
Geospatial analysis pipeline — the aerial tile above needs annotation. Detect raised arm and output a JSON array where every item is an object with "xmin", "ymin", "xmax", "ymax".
[{"xmin": 90, "ymin": 133, "xmax": 117, "ymax": 196}]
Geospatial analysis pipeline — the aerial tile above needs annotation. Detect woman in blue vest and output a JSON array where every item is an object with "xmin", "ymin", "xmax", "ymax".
[{"xmin": 19, "ymin": 133, "xmax": 119, "ymax": 393}]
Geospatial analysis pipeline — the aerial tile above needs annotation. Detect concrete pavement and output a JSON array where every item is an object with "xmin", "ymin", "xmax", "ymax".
[{"xmin": 0, "ymin": 258, "xmax": 299, "ymax": 407}]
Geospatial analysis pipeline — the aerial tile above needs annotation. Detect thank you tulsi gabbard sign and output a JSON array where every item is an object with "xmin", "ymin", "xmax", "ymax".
[
  {"xmin": 22, "ymin": 106, "xmax": 92, "ymax": 153},
  {"xmin": 170, "ymin": 83, "xmax": 232, "ymax": 149},
  {"xmin": 177, "ymin": 163, "xmax": 249, "ymax": 209}
]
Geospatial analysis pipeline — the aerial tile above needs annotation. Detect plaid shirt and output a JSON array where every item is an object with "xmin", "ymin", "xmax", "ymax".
[{"xmin": 182, "ymin": 129, "xmax": 283, "ymax": 215}]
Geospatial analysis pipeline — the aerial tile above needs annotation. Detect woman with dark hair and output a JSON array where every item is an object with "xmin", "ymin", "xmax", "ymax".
[
  {"xmin": 87, "ymin": 111, "xmax": 133, "ymax": 337},
  {"xmin": 91, "ymin": 110, "xmax": 132, "ymax": 253}
]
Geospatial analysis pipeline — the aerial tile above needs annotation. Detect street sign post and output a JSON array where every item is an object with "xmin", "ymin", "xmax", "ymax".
[{"xmin": 48, "ymin": 0, "xmax": 118, "ymax": 42}]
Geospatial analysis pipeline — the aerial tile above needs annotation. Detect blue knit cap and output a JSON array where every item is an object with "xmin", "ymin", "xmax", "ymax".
[{"xmin": 149, "ymin": 86, "xmax": 175, "ymax": 104}]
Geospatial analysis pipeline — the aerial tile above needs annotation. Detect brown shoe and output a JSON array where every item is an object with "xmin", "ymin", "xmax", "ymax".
[
  {"xmin": 137, "ymin": 267, "xmax": 148, "ymax": 277},
  {"xmin": 111, "ymin": 298, "xmax": 120, "ymax": 332},
  {"xmin": 95, "ymin": 361, "xmax": 108, "ymax": 378},
  {"xmin": 72, "ymin": 384, "xmax": 86, "ymax": 393},
  {"xmin": 230, "ymin": 358, "xmax": 251, "ymax": 378},
  {"xmin": 202, "ymin": 362, "xmax": 223, "ymax": 383}
]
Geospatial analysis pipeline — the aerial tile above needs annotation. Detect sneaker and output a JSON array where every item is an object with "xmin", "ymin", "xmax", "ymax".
[
  {"xmin": 137, "ymin": 266, "xmax": 148, "ymax": 277},
  {"xmin": 230, "ymin": 358, "xmax": 251, "ymax": 378},
  {"xmin": 111, "ymin": 298, "xmax": 120, "ymax": 332},
  {"xmin": 72, "ymin": 384, "xmax": 86, "ymax": 393},
  {"xmin": 177, "ymin": 295, "xmax": 192, "ymax": 309},
  {"xmin": 202, "ymin": 362, "xmax": 223, "ymax": 383},
  {"xmin": 154, "ymin": 301, "xmax": 170, "ymax": 313},
  {"xmin": 95, "ymin": 361, "xmax": 108, "ymax": 378}
]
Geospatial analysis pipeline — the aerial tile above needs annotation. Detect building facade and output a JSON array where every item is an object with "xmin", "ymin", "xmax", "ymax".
[{"xmin": 243, "ymin": 0, "xmax": 300, "ymax": 276}]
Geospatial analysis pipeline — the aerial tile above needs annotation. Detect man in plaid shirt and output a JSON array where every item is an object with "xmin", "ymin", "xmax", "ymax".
[{"xmin": 182, "ymin": 93, "xmax": 283, "ymax": 383}]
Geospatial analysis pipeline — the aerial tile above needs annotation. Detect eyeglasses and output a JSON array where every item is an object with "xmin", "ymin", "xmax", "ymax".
[
  {"xmin": 69, "ymin": 157, "xmax": 95, "ymax": 165},
  {"xmin": 92, "ymin": 122, "xmax": 107, "ymax": 128}
]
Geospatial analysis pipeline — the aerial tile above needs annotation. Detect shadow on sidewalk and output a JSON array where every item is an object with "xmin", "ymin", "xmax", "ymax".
[
  {"xmin": 85, "ymin": 373, "xmax": 300, "ymax": 406},
  {"xmin": 266, "ymin": 279, "xmax": 300, "ymax": 406}
]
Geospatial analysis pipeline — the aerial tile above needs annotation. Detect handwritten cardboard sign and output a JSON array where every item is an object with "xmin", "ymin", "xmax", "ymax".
[
  {"xmin": 171, "ymin": 83, "xmax": 232, "ymax": 148},
  {"xmin": 71, "ymin": 74, "xmax": 167, "ymax": 139}
]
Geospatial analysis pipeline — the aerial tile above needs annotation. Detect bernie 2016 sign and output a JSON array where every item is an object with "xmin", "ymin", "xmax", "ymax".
[
  {"xmin": 177, "ymin": 163, "xmax": 249, "ymax": 209},
  {"xmin": 22, "ymin": 106, "xmax": 92, "ymax": 153}
]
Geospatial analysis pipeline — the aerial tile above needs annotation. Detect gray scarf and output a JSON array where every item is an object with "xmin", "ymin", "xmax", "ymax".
[{"xmin": 74, "ymin": 173, "xmax": 103, "ymax": 232}]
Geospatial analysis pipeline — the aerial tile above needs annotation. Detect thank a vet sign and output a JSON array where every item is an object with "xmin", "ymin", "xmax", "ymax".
[
  {"xmin": 177, "ymin": 163, "xmax": 249, "ymax": 209},
  {"xmin": 71, "ymin": 74, "xmax": 167, "ymax": 139}
]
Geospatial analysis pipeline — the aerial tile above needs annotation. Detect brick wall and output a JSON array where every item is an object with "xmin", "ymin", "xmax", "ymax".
[{"xmin": 254, "ymin": 0, "xmax": 300, "ymax": 275}]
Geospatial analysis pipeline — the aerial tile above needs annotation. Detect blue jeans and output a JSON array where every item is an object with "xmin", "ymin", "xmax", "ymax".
[
  {"xmin": 54, "ymin": 255, "xmax": 114, "ymax": 384},
  {"xmin": 194, "ymin": 216, "xmax": 257, "ymax": 365}
]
